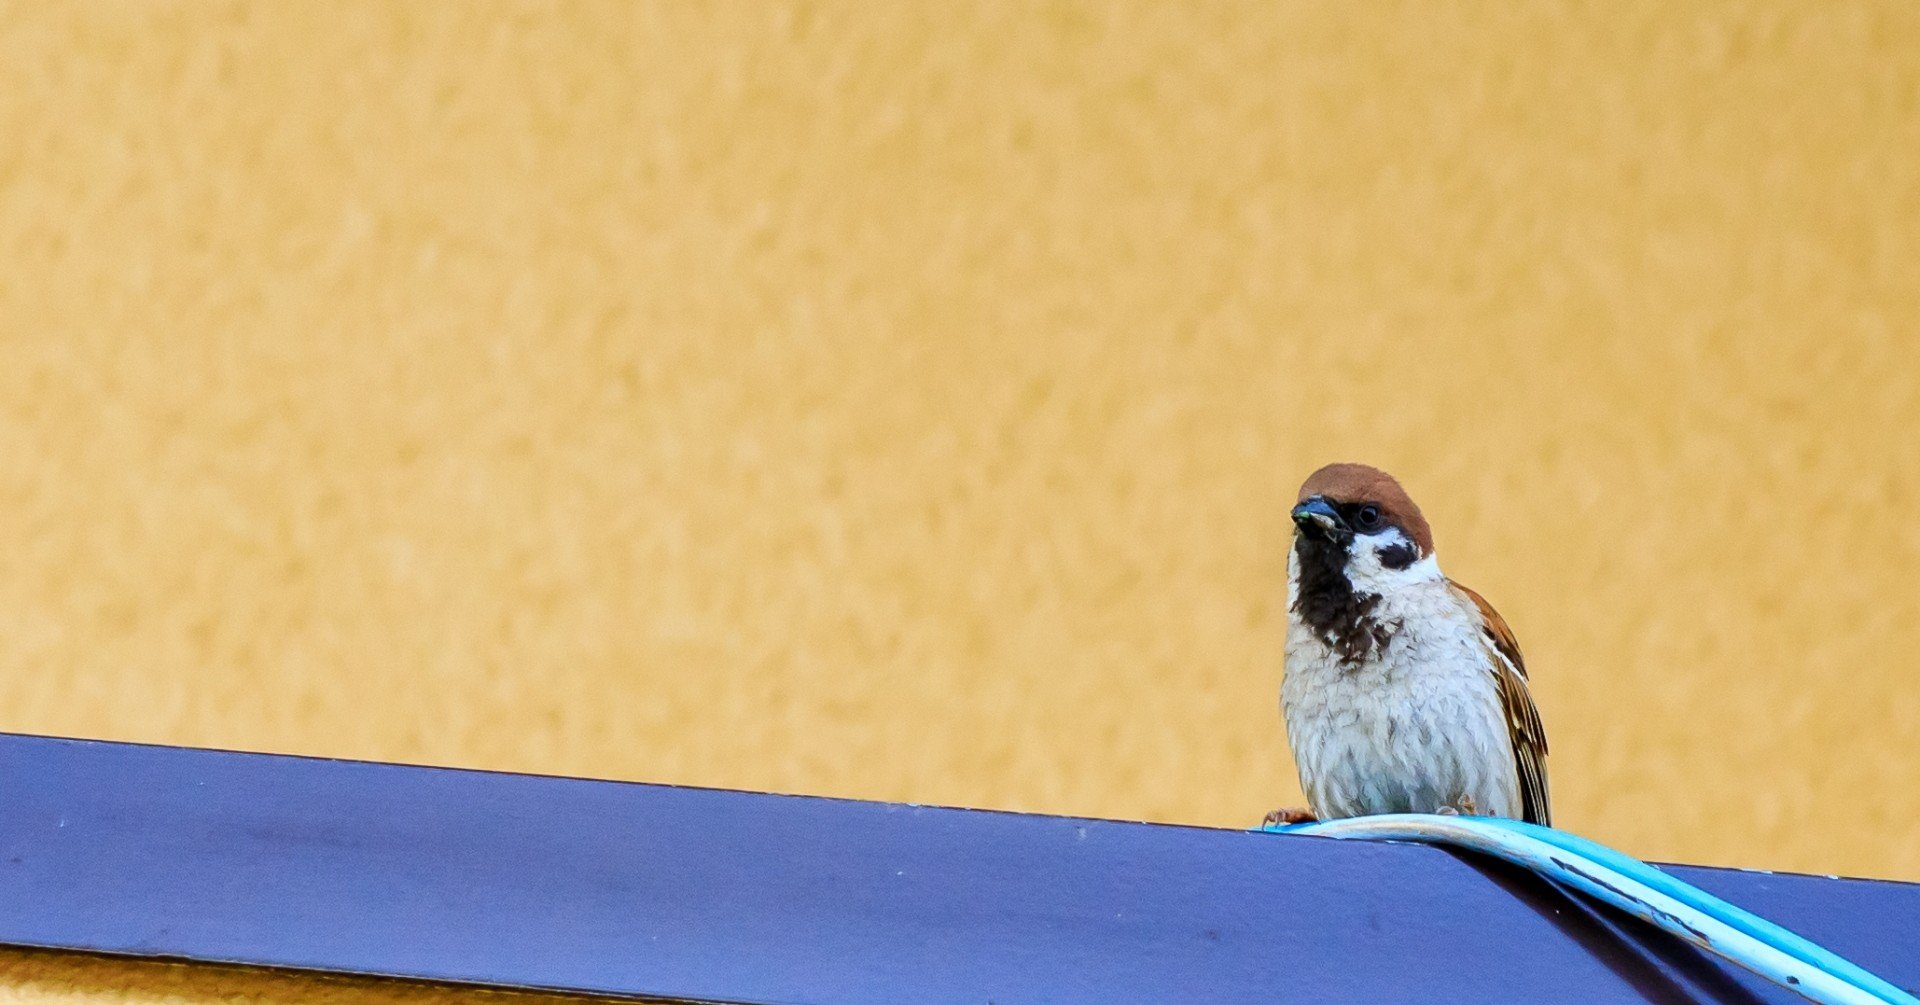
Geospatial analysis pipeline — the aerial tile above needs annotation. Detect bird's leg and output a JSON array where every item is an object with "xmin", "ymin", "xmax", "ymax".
[
  {"xmin": 1434, "ymin": 794, "xmax": 1479, "ymax": 817},
  {"xmin": 1262, "ymin": 807, "xmax": 1318, "ymax": 827}
]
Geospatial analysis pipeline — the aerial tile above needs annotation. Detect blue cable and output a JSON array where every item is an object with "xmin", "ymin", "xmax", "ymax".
[
  {"xmin": 1259, "ymin": 814, "xmax": 1917, "ymax": 1005},
  {"xmin": 1476, "ymin": 816, "xmax": 1913, "ymax": 1003}
]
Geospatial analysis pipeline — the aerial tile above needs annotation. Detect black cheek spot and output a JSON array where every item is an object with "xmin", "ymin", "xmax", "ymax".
[{"xmin": 1377, "ymin": 542, "xmax": 1418, "ymax": 570}]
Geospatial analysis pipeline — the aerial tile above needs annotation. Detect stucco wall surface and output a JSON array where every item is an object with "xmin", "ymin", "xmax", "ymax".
[
  {"xmin": 2, "ymin": 21, "xmax": 1918, "ymax": 1003},
  {"xmin": 0, "ymin": 950, "xmax": 598, "ymax": 1005}
]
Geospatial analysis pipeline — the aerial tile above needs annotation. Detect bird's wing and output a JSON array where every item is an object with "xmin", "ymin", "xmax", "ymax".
[{"xmin": 1448, "ymin": 579, "xmax": 1552, "ymax": 827}]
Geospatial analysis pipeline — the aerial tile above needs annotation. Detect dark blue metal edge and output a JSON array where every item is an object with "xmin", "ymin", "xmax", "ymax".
[{"xmin": 2, "ymin": 731, "xmax": 1915, "ymax": 1004}]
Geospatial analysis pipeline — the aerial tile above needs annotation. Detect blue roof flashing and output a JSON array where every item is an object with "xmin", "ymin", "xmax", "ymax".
[{"xmin": 1, "ymin": 733, "xmax": 1915, "ymax": 1003}]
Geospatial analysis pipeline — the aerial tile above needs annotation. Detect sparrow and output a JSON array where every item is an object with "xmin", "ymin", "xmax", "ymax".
[{"xmin": 1266, "ymin": 463, "xmax": 1550, "ymax": 826}]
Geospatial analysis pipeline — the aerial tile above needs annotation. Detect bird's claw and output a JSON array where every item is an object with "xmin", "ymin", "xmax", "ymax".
[{"xmin": 1262, "ymin": 807, "xmax": 1318, "ymax": 828}]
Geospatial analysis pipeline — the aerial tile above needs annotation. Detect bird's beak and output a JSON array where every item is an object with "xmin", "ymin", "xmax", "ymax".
[{"xmin": 1291, "ymin": 496, "xmax": 1348, "ymax": 538}]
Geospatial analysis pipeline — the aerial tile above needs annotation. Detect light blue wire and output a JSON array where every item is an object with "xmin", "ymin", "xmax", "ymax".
[
  {"xmin": 1472, "ymin": 816, "xmax": 1914, "ymax": 1005},
  {"xmin": 1259, "ymin": 814, "xmax": 1917, "ymax": 1005}
]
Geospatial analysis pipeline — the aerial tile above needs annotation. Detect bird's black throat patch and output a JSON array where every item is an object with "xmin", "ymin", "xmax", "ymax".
[{"xmin": 1292, "ymin": 533, "xmax": 1391, "ymax": 664}]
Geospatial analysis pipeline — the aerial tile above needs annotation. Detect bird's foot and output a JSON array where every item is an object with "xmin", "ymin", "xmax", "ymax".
[
  {"xmin": 1433, "ymin": 794, "xmax": 1480, "ymax": 817},
  {"xmin": 1262, "ymin": 807, "xmax": 1318, "ymax": 828}
]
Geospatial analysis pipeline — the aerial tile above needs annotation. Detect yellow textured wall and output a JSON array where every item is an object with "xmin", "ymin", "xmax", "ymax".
[
  {"xmin": 3, "ymin": 16, "xmax": 1919, "ymax": 999},
  {"xmin": 0, "ymin": 949, "xmax": 607, "ymax": 1005}
]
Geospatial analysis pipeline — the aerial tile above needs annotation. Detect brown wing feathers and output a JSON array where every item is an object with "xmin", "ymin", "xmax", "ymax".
[{"xmin": 1449, "ymin": 580, "xmax": 1553, "ymax": 827}]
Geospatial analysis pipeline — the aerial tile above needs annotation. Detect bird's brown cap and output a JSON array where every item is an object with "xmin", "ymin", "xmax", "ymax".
[{"xmin": 1295, "ymin": 462, "xmax": 1435, "ymax": 554}]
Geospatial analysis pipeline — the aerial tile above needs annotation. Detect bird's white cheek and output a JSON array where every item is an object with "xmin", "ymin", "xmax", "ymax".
[
  {"xmin": 1344, "ymin": 531, "xmax": 1443, "ymax": 593},
  {"xmin": 1285, "ymin": 547, "xmax": 1300, "ymax": 604}
]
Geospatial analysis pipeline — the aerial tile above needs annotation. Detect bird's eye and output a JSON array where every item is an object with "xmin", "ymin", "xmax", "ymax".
[{"xmin": 1353, "ymin": 505, "xmax": 1383, "ymax": 531}]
